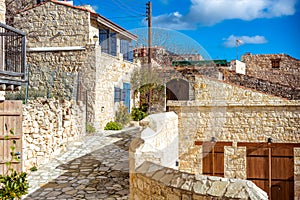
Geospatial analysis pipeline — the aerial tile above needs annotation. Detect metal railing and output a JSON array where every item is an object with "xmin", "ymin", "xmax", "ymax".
[{"xmin": 0, "ymin": 22, "xmax": 26, "ymax": 83}]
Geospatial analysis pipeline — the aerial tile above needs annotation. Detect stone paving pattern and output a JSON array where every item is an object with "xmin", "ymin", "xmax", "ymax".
[{"xmin": 23, "ymin": 127, "xmax": 140, "ymax": 200}]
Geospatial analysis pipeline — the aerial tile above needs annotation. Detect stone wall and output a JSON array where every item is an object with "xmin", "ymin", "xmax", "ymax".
[
  {"xmin": 169, "ymin": 76, "xmax": 299, "ymax": 157},
  {"xmin": 241, "ymin": 53, "xmax": 300, "ymax": 88},
  {"xmin": 94, "ymin": 51, "xmax": 138, "ymax": 130},
  {"xmin": 22, "ymin": 98, "xmax": 85, "ymax": 171},
  {"xmin": 223, "ymin": 69, "xmax": 300, "ymax": 100},
  {"xmin": 130, "ymin": 150, "xmax": 267, "ymax": 200},
  {"xmin": 167, "ymin": 76, "xmax": 300, "ymax": 197},
  {"xmin": 13, "ymin": 1, "xmax": 140, "ymax": 130},
  {"xmin": 224, "ymin": 146, "xmax": 246, "ymax": 179},
  {"xmin": 0, "ymin": 0, "xmax": 5, "ymax": 23},
  {"xmin": 24, "ymin": 45, "xmax": 97, "ymax": 125},
  {"xmin": 134, "ymin": 112, "xmax": 178, "ymax": 169},
  {"xmin": 13, "ymin": 1, "xmax": 90, "ymax": 48}
]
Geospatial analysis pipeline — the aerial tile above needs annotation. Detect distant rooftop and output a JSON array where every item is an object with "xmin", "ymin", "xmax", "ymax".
[{"xmin": 172, "ymin": 60, "xmax": 228, "ymax": 67}]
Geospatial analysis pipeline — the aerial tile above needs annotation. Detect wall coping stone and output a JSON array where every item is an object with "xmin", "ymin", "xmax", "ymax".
[
  {"xmin": 135, "ymin": 161, "xmax": 268, "ymax": 200},
  {"xmin": 167, "ymin": 100, "xmax": 300, "ymax": 107}
]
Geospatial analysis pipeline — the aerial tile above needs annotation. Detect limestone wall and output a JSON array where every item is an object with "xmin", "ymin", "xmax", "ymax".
[
  {"xmin": 22, "ymin": 98, "xmax": 85, "ymax": 171},
  {"xmin": 25, "ymin": 45, "xmax": 96, "ymax": 124},
  {"xmin": 0, "ymin": 0, "xmax": 5, "ymax": 23},
  {"xmin": 167, "ymin": 76, "xmax": 300, "ymax": 197},
  {"xmin": 130, "ymin": 144, "xmax": 267, "ymax": 200},
  {"xmin": 241, "ymin": 54, "xmax": 300, "ymax": 88},
  {"xmin": 94, "ymin": 51, "xmax": 138, "ymax": 130},
  {"xmin": 134, "ymin": 112, "xmax": 178, "ymax": 169},
  {"xmin": 13, "ymin": 1, "xmax": 90, "ymax": 48}
]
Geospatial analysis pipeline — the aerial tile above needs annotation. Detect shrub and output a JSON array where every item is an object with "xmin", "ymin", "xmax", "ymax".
[
  {"xmin": 0, "ymin": 129, "xmax": 29, "ymax": 199},
  {"xmin": 29, "ymin": 166, "xmax": 38, "ymax": 172},
  {"xmin": 104, "ymin": 121, "xmax": 122, "ymax": 130},
  {"xmin": 131, "ymin": 108, "xmax": 147, "ymax": 121},
  {"xmin": 86, "ymin": 123, "xmax": 96, "ymax": 134},
  {"xmin": 115, "ymin": 104, "xmax": 131, "ymax": 126}
]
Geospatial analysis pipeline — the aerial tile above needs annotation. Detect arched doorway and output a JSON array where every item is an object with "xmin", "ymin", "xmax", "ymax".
[{"xmin": 166, "ymin": 79, "xmax": 189, "ymax": 101}]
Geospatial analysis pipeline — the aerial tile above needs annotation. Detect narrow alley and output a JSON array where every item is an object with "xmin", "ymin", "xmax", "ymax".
[{"xmin": 23, "ymin": 127, "xmax": 140, "ymax": 200}]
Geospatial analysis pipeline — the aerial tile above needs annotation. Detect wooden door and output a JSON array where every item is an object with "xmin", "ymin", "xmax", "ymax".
[
  {"xmin": 246, "ymin": 146, "xmax": 294, "ymax": 200},
  {"xmin": 0, "ymin": 101, "xmax": 23, "ymax": 174},
  {"xmin": 247, "ymin": 147, "xmax": 269, "ymax": 193},
  {"xmin": 271, "ymin": 148, "xmax": 294, "ymax": 200},
  {"xmin": 202, "ymin": 144, "xmax": 224, "ymax": 177}
]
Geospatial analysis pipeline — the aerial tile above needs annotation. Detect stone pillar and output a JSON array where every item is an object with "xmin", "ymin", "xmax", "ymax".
[
  {"xmin": 179, "ymin": 145, "xmax": 201, "ymax": 174},
  {"xmin": 224, "ymin": 146, "xmax": 246, "ymax": 179},
  {"xmin": 294, "ymin": 148, "xmax": 300, "ymax": 199}
]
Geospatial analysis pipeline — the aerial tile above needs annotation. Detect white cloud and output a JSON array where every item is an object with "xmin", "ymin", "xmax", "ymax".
[
  {"xmin": 188, "ymin": 0, "xmax": 297, "ymax": 25},
  {"xmin": 152, "ymin": 12, "xmax": 195, "ymax": 30},
  {"xmin": 152, "ymin": 0, "xmax": 297, "ymax": 29},
  {"xmin": 223, "ymin": 35, "xmax": 268, "ymax": 47}
]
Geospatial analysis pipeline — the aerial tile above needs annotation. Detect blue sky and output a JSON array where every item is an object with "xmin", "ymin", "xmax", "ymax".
[{"xmin": 75, "ymin": 0, "xmax": 300, "ymax": 60}]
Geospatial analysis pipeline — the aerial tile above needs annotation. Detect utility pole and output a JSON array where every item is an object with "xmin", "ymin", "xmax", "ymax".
[{"xmin": 146, "ymin": 1, "xmax": 152, "ymax": 65}]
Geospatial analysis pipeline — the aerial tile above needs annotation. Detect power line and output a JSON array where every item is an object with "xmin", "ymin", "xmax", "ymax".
[{"xmin": 107, "ymin": 15, "xmax": 146, "ymax": 19}]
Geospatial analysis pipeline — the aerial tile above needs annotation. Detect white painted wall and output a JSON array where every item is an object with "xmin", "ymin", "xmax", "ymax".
[{"xmin": 135, "ymin": 112, "xmax": 179, "ymax": 169}]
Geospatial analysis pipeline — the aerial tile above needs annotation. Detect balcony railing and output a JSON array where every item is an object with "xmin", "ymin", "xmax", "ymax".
[{"xmin": 0, "ymin": 22, "xmax": 26, "ymax": 89}]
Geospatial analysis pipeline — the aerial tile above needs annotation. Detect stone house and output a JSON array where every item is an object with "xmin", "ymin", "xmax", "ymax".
[
  {"xmin": 224, "ymin": 53, "xmax": 300, "ymax": 100},
  {"xmin": 0, "ymin": 0, "xmax": 26, "ymax": 100},
  {"xmin": 0, "ymin": 0, "xmax": 27, "ymax": 174},
  {"xmin": 241, "ymin": 53, "xmax": 300, "ymax": 88},
  {"xmin": 166, "ymin": 73, "xmax": 300, "ymax": 199},
  {"xmin": 12, "ymin": 0, "xmax": 139, "ymax": 129}
]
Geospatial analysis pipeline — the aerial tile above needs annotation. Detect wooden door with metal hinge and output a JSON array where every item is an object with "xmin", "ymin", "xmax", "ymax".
[{"xmin": 0, "ymin": 100, "xmax": 23, "ymax": 174}]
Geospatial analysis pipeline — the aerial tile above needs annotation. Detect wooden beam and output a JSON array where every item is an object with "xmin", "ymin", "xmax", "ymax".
[
  {"xmin": 212, "ymin": 146, "xmax": 215, "ymax": 176},
  {"xmin": 0, "ymin": 136, "xmax": 21, "ymax": 140},
  {"xmin": 268, "ymin": 147, "xmax": 272, "ymax": 199},
  {"xmin": 237, "ymin": 142, "xmax": 300, "ymax": 148},
  {"xmin": 0, "ymin": 161, "xmax": 20, "ymax": 164},
  {"xmin": 195, "ymin": 141, "xmax": 233, "ymax": 146},
  {"xmin": 0, "ymin": 70, "xmax": 24, "ymax": 77},
  {"xmin": 0, "ymin": 112, "xmax": 22, "ymax": 116}
]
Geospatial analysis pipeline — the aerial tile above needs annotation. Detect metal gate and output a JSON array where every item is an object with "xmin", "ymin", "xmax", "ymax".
[{"xmin": 0, "ymin": 101, "xmax": 23, "ymax": 174}]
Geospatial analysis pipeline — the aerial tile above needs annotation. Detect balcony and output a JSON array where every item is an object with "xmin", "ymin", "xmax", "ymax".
[{"xmin": 0, "ymin": 22, "xmax": 26, "ymax": 91}]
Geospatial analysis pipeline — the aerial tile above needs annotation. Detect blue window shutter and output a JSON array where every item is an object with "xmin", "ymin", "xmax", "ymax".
[
  {"xmin": 114, "ymin": 87, "xmax": 121, "ymax": 102},
  {"xmin": 99, "ymin": 29, "xmax": 109, "ymax": 54},
  {"xmin": 110, "ymin": 33, "xmax": 117, "ymax": 56},
  {"xmin": 123, "ymin": 83, "xmax": 131, "ymax": 113}
]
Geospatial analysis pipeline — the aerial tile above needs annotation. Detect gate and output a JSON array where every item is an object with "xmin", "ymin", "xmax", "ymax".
[
  {"xmin": 241, "ymin": 143, "xmax": 295, "ymax": 200},
  {"xmin": 0, "ymin": 101, "xmax": 23, "ymax": 174}
]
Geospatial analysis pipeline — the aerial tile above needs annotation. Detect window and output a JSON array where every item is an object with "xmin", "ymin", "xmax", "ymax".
[
  {"xmin": 99, "ymin": 29, "xmax": 117, "ymax": 56},
  {"xmin": 120, "ymin": 39, "xmax": 134, "ymax": 62},
  {"xmin": 271, "ymin": 59, "xmax": 280, "ymax": 69}
]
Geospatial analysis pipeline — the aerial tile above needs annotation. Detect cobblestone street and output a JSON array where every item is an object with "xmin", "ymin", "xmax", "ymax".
[{"xmin": 23, "ymin": 127, "xmax": 140, "ymax": 200}]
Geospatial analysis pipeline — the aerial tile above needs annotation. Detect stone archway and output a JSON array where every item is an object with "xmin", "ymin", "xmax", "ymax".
[{"xmin": 166, "ymin": 79, "xmax": 189, "ymax": 101}]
